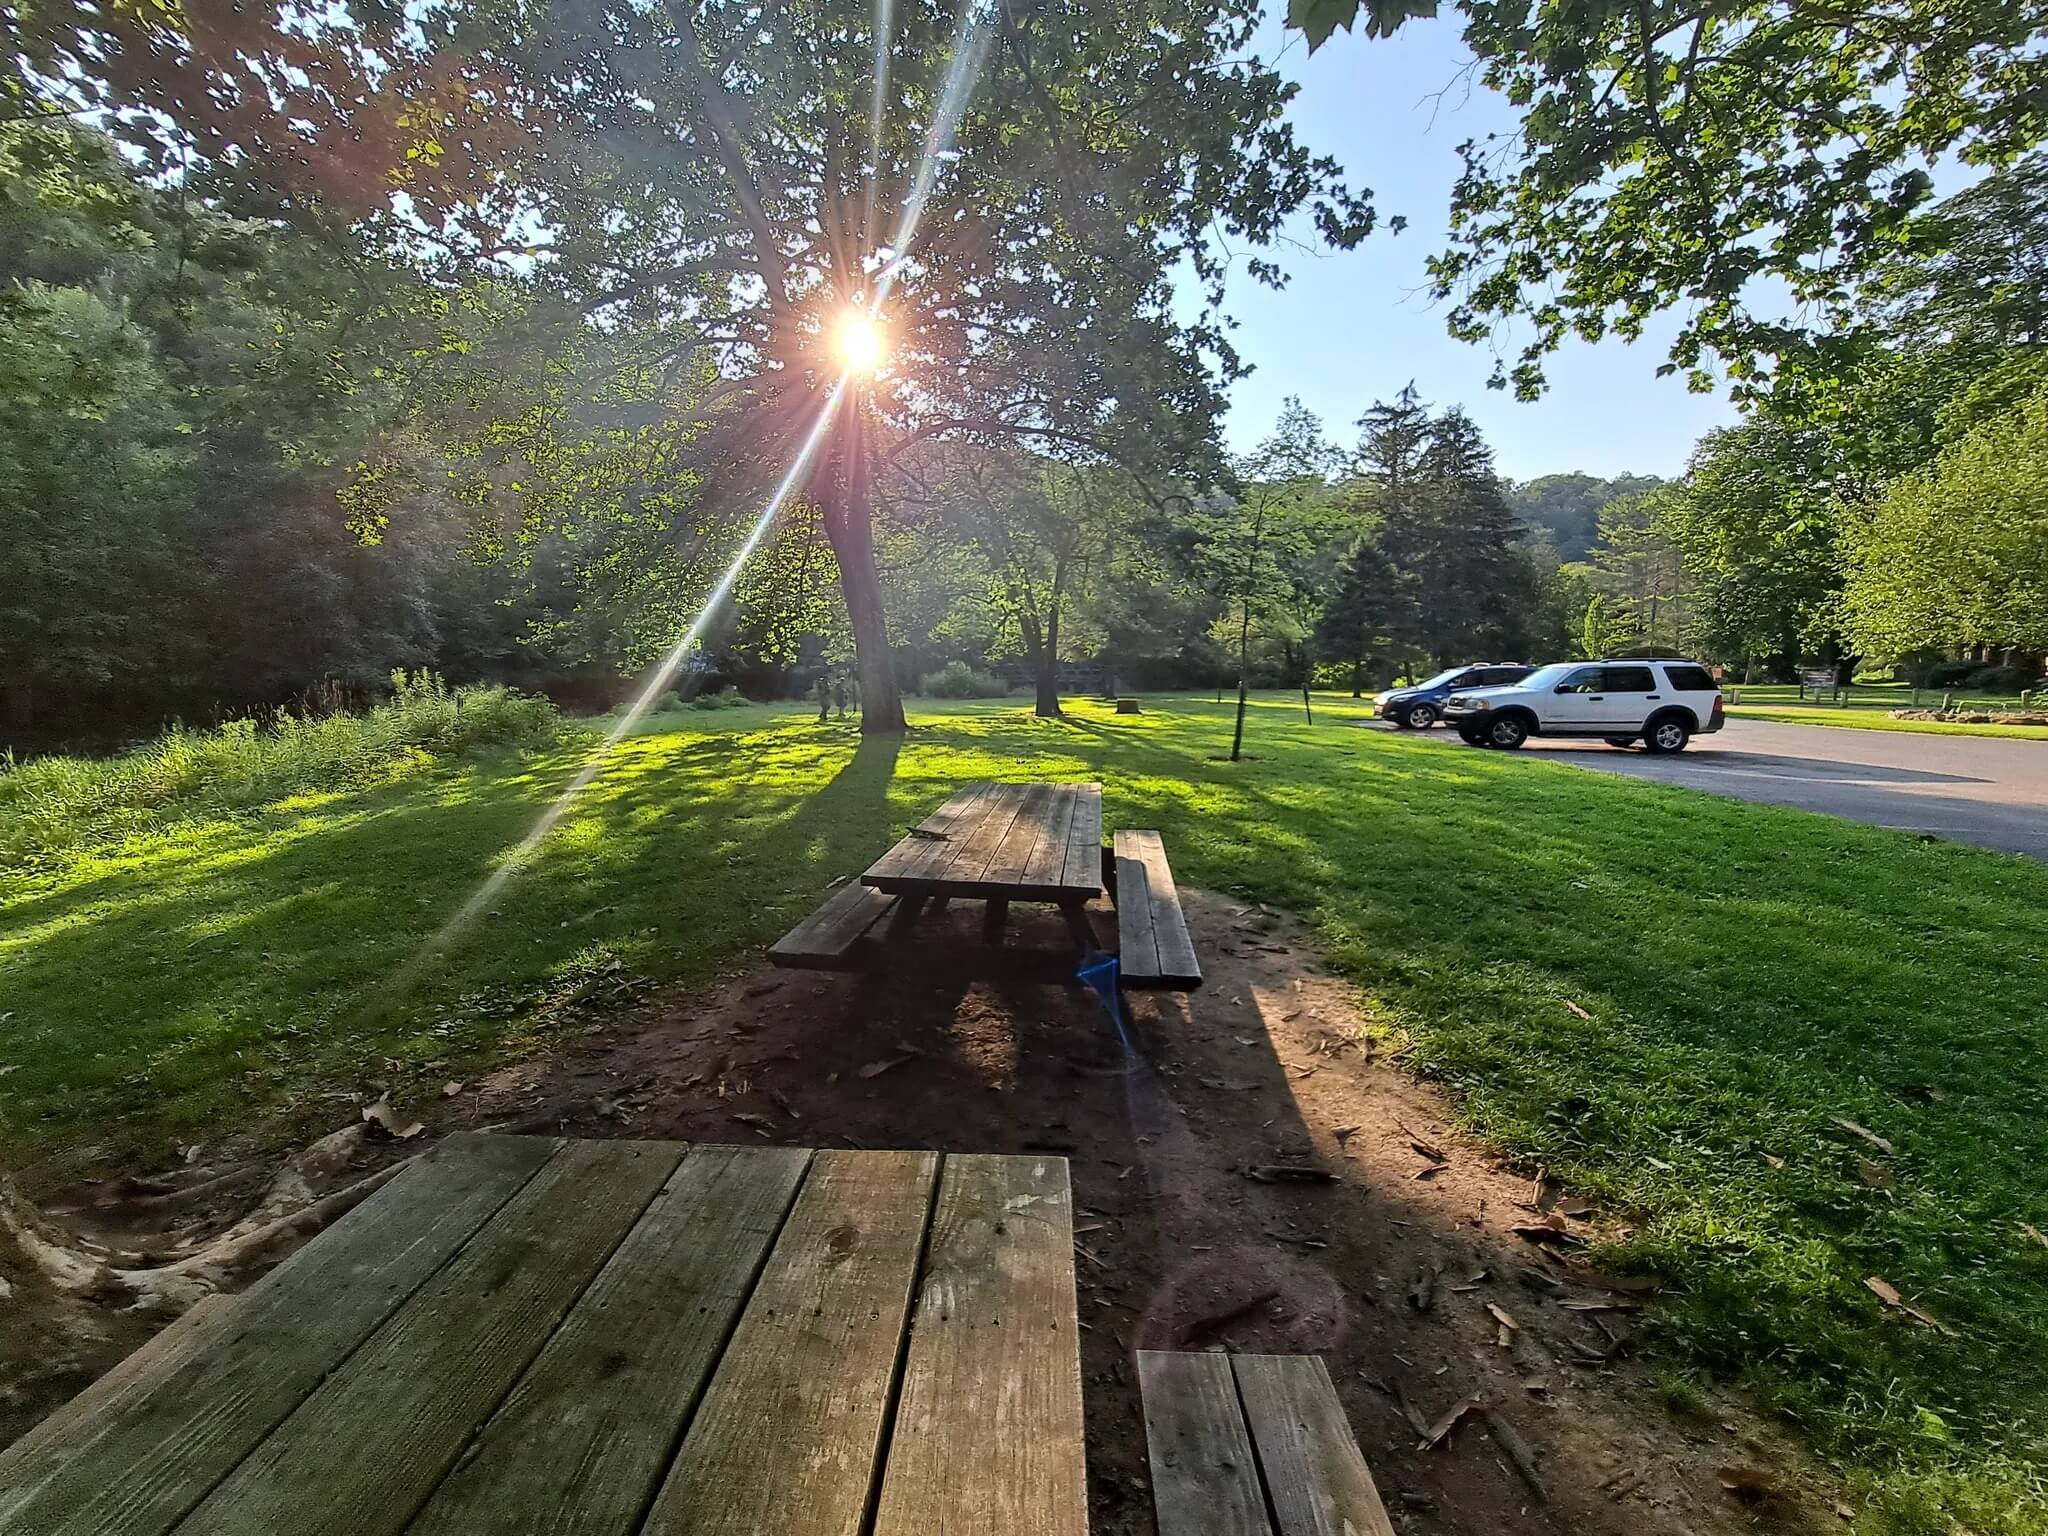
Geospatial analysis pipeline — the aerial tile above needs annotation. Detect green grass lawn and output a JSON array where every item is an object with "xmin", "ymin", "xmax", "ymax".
[
  {"xmin": 4, "ymin": 691, "xmax": 2046, "ymax": 1532},
  {"xmin": 1727, "ymin": 683, "xmax": 2048, "ymax": 739}
]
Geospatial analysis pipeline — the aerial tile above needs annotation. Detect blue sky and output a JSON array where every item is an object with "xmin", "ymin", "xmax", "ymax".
[{"xmin": 1199, "ymin": 16, "xmax": 1740, "ymax": 481}]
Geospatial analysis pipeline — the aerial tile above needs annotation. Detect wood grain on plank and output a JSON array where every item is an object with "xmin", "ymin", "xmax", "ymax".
[
  {"xmin": 1232, "ymin": 1354, "xmax": 1396, "ymax": 1536},
  {"xmin": 640, "ymin": 1149, "xmax": 938, "ymax": 1536},
  {"xmin": 1113, "ymin": 829, "xmax": 1201, "ymax": 986},
  {"xmin": 982, "ymin": 783, "xmax": 1056, "ymax": 888},
  {"xmin": 769, "ymin": 883, "xmax": 897, "ymax": 963},
  {"xmin": 1017, "ymin": 786, "xmax": 1082, "ymax": 890},
  {"xmin": 1137, "ymin": 1351, "xmax": 1275, "ymax": 1536},
  {"xmin": 176, "ymin": 1139, "xmax": 682, "ymax": 1536},
  {"xmin": 407, "ymin": 1145, "xmax": 810, "ymax": 1536},
  {"xmin": 0, "ymin": 1132, "xmax": 556, "ymax": 1536},
  {"xmin": 864, "ymin": 785, "xmax": 990, "ymax": 883},
  {"xmin": 930, "ymin": 782, "xmax": 1029, "ymax": 887},
  {"xmin": 873, "ymin": 1154, "xmax": 1087, "ymax": 1536},
  {"xmin": 1112, "ymin": 830, "xmax": 1162, "ymax": 978},
  {"xmin": 1057, "ymin": 783, "xmax": 1104, "ymax": 892}
]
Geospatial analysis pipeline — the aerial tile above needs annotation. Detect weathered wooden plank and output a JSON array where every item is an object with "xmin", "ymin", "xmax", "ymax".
[
  {"xmin": 0, "ymin": 1132, "xmax": 556, "ymax": 1536},
  {"xmin": 1112, "ymin": 829, "xmax": 1162, "ymax": 979},
  {"xmin": 0, "ymin": 1295, "xmax": 233, "ymax": 1471},
  {"xmin": 640, "ymin": 1149, "xmax": 938, "ymax": 1536},
  {"xmin": 1057, "ymin": 783, "xmax": 1104, "ymax": 892},
  {"xmin": 176, "ymin": 1139, "xmax": 683, "ymax": 1536},
  {"xmin": 982, "ymin": 783, "xmax": 1057, "ymax": 889},
  {"xmin": 769, "ymin": 882, "xmax": 897, "ymax": 967},
  {"xmin": 406, "ymin": 1145, "xmax": 810, "ymax": 1536},
  {"xmin": 929, "ymin": 782, "xmax": 1029, "ymax": 887},
  {"xmin": 872, "ymin": 1154, "xmax": 1087, "ymax": 1536},
  {"xmin": 863, "ymin": 785, "xmax": 992, "ymax": 883},
  {"xmin": 1017, "ymin": 785, "xmax": 1082, "ymax": 890},
  {"xmin": 1231, "ymin": 1354, "xmax": 1396, "ymax": 1536},
  {"xmin": 1113, "ymin": 829, "xmax": 1202, "ymax": 988},
  {"xmin": 1137, "ymin": 1351, "xmax": 1275, "ymax": 1536}
]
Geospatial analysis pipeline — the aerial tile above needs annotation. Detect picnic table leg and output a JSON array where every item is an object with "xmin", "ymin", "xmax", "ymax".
[
  {"xmin": 981, "ymin": 898, "xmax": 1009, "ymax": 945},
  {"xmin": 1058, "ymin": 899, "xmax": 1103, "ymax": 959},
  {"xmin": 885, "ymin": 894, "xmax": 929, "ymax": 943},
  {"xmin": 928, "ymin": 896, "xmax": 951, "ymax": 916}
]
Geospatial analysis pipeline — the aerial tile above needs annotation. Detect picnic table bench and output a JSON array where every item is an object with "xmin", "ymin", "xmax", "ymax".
[
  {"xmin": 0, "ymin": 1133, "xmax": 1087, "ymax": 1536},
  {"xmin": 771, "ymin": 780, "xmax": 1202, "ymax": 990}
]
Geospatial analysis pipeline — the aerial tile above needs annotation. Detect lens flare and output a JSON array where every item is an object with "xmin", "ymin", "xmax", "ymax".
[{"xmin": 834, "ymin": 311, "xmax": 886, "ymax": 373}]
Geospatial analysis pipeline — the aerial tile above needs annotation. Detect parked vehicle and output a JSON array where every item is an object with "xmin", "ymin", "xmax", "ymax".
[
  {"xmin": 1442, "ymin": 659, "xmax": 1725, "ymax": 752},
  {"xmin": 1372, "ymin": 663, "xmax": 1534, "ymax": 729}
]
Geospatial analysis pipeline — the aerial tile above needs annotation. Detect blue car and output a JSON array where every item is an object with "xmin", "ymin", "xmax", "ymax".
[{"xmin": 1373, "ymin": 663, "xmax": 1535, "ymax": 729}]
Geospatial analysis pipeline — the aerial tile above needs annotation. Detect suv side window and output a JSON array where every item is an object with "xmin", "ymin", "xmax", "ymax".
[
  {"xmin": 1554, "ymin": 666, "xmax": 1605, "ymax": 694},
  {"xmin": 1602, "ymin": 665, "xmax": 1657, "ymax": 692},
  {"xmin": 1661, "ymin": 664, "xmax": 1716, "ymax": 692},
  {"xmin": 1446, "ymin": 672, "xmax": 1481, "ymax": 689},
  {"xmin": 1482, "ymin": 668, "xmax": 1524, "ymax": 685}
]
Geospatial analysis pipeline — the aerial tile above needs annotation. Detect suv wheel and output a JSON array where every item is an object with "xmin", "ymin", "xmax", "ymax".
[
  {"xmin": 1486, "ymin": 714, "xmax": 1529, "ymax": 750},
  {"xmin": 1457, "ymin": 726, "xmax": 1487, "ymax": 746},
  {"xmin": 1404, "ymin": 703, "xmax": 1436, "ymax": 729},
  {"xmin": 1644, "ymin": 716, "xmax": 1691, "ymax": 754}
]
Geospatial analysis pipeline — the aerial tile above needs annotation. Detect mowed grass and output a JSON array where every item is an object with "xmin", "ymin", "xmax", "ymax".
[
  {"xmin": 1728, "ymin": 683, "xmax": 2048, "ymax": 739},
  {"xmin": 4, "ymin": 692, "xmax": 2046, "ymax": 1532}
]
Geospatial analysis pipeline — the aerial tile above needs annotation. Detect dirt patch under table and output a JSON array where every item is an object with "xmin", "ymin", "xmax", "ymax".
[{"xmin": 5, "ymin": 889, "xmax": 1845, "ymax": 1534}]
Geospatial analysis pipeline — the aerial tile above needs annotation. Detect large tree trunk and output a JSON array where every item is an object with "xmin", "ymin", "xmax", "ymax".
[
  {"xmin": 1350, "ymin": 657, "xmax": 1363, "ymax": 698},
  {"xmin": 818, "ymin": 415, "xmax": 906, "ymax": 734},
  {"xmin": 1019, "ymin": 610, "xmax": 1062, "ymax": 718}
]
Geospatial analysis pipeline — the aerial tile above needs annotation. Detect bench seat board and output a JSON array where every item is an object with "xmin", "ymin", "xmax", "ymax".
[
  {"xmin": 1137, "ymin": 1351, "xmax": 1274, "ymax": 1535},
  {"xmin": 1112, "ymin": 829, "xmax": 1202, "ymax": 988}
]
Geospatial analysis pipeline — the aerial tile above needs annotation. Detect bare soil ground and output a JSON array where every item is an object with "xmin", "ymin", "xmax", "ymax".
[{"xmin": 3, "ymin": 890, "xmax": 1845, "ymax": 1533}]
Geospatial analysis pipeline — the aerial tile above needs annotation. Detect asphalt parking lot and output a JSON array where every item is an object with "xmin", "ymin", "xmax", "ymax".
[{"xmin": 1403, "ymin": 716, "xmax": 2048, "ymax": 858}]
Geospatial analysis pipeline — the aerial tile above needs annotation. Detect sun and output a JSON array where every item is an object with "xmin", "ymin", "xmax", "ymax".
[{"xmin": 833, "ymin": 310, "xmax": 886, "ymax": 374}]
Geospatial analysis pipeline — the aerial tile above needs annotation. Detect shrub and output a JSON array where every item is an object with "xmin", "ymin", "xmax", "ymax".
[
  {"xmin": 1923, "ymin": 660, "xmax": 1983, "ymax": 689},
  {"xmin": 1970, "ymin": 664, "xmax": 2035, "ymax": 695},
  {"xmin": 0, "ymin": 672, "xmax": 564, "ymax": 863},
  {"xmin": 687, "ymin": 686, "xmax": 751, "ymax": 710},
  {"xmin": 920, "ymin": 661, "xmax": 1011, "ymax": 699}
]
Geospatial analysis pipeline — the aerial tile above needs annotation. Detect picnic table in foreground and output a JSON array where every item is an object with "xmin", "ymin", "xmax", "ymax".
[
  {"xmin": 0, "ymin": 1133, "xmax": 1087, "ymax": 1536},
  {"xmin": 771, "ymin": 780, "xmax": 1202, "ymax": 990}
]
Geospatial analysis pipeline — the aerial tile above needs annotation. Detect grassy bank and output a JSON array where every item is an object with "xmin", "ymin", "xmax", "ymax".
[
  {"xmin": 1727, "ymin": 683, "xmax": 2047, "ymax": 739},
  {"xmin": 2, "ymin": 692, "xmax": 2044, "ymax": 1532}
]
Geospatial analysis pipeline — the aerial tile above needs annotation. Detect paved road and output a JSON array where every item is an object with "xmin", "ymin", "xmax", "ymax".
[{"xmin": 1412, "ymin": 717, "xmax": 2048, "ymax": 858}]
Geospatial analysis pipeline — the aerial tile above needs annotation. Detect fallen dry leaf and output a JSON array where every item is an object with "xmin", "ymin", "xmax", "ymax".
[
  {"xmin": 1831, "ymin": 1116, "xmax": 1895, "ymax": 1155},
  {"xmin": 1855, "ymin": 1157, "xmax": 1893, "ymax": 1188},
  {"xmin": 441, "ymin": 1080, "xmax": 467, "ymax": 1099},
  {"xmin": 1761, "ymin": 1151, "xmax": 1787, "ymax": 1170},
  {"xmin": 857, "ymin": 1052, "xmax": 917, "ymax": 1079},
  {"xmin": 1420, "ymin": 1393, "xmax": 1480, "ymax": 1449},
  {"xmin": 2020, "ymin": 1222, "xmax": 2048, "ymax": 1249},
  {"xmin": 1559, "ymin": 1198, "xmax": 1595, "ymax": 1218},
  {"xmin": 361, "ymin": 1098, "xmax": 424, "ymax": 1140},
  {"xmin": 1864, "ymin": 1275, "xmax": 1954, "ymax": 1334},
  {"xmin": 1486, "ymin": 1302, "xmax": 1519, "ymax": 1332},
  {"xmin": 1562, "ymin": 999, "xmax": 1593, "ymax": 1019}
]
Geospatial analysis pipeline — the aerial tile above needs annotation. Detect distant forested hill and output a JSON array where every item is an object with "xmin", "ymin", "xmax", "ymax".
[{"xmin": 1507, "ymin": 473, "xmax": 1664, "ymax": 562}]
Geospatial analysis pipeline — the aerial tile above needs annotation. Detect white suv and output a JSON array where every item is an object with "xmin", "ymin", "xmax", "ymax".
[{"xmin": 1441, "ymin": 659, "xmax": 1725, "ymax": 753}]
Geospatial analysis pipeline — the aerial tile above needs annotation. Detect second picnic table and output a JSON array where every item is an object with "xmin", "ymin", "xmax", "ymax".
[{"xmin": 771, "ymin": 780, "xmax": 1201, "ymax": 989}]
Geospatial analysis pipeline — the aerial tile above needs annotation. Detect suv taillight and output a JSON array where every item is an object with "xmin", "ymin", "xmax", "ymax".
[{"xmin": 1711, "ymin": 694, "xmax": 1725, "ymax": 720}]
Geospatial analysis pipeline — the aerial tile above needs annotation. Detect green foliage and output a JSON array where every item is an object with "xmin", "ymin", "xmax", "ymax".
[
  {"xmin": 1506, "ymin": 473, "xmax": 1664, "ymax": 563},
  {"xmin": 0, "ymin": 673, "xmax": 560, "ymax": 865},
  {"xmin": 3, "ymin": 694, "xmax": 2046, "ymax": 1530},
  {"xmin": 918, "ymin": 662, "xmax": 1012, "ymax": 699},
  {"xmin": 1844, "ymin": 388, "xmax": 2048, "ymax": 660},
  {"xmin": 1286, "ymin": 1, "xmax": 2048, "ymax": 399}
]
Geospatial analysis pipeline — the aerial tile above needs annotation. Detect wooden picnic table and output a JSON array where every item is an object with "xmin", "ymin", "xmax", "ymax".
[
  {"xmin": 862, "ymin": 781, "xmax": 1106, "ymax": 954},
  {"xmin": 0, "ymin": 1133, "xmax": 1087, "ymax": 1536}
]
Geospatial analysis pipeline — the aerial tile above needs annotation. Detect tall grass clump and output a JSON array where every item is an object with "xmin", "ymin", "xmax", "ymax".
[{"xmin": 0, "ymin": 671, "xmax": 564, "ymax": 864}]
